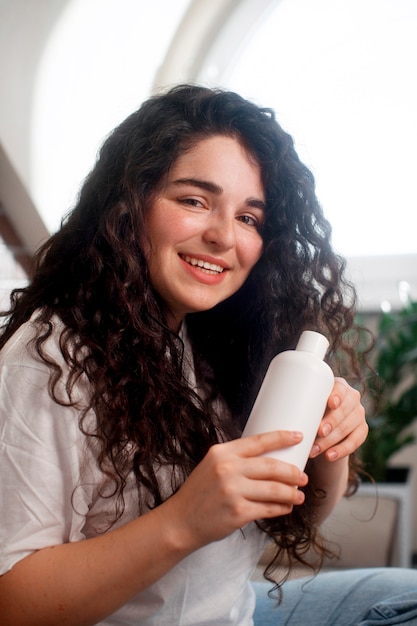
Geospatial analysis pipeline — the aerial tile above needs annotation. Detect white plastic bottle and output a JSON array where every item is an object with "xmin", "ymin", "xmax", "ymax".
[{"xmin": 242, "ymin": 330, "xmax": 334, "ymax": 471}]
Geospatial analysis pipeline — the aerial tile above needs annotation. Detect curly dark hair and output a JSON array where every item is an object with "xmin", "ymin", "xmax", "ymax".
[{"xmin": 0, "ymin": 84, "xmax": 363, "ymax": 589}]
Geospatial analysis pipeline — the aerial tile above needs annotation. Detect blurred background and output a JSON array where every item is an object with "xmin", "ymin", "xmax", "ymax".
[{"xmin": 1, "ymin": 0, "xmax": 416, "ymax": 569}]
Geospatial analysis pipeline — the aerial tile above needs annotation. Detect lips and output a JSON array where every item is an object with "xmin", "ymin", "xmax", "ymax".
[{"xmin": 180, "ymin": 254, "xmax": 225, "ymax": 274}]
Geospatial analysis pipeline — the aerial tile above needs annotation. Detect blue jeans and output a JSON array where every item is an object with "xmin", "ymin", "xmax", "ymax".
[{"xmin": 253, "ymin": 568, "xmax": 417, "ymax": 625}]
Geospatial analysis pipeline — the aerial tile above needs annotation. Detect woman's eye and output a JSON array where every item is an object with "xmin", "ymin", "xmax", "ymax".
[
  {"xmin": 238, "ymin": 214, "xmax": 258, "ymax": 227},
  {"xmin": 178, "ymin": 197, "xmax": 204, "ymax": 208}
]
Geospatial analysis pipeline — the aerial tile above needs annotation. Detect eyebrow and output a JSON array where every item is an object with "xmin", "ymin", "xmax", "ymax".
[
  {"xmin": 172, "ymin": 177, "xmax": 266, "ymax": 210},
  {"xmin": 172, "ymin": 177, "xmax": 223, "ymax": 194}
]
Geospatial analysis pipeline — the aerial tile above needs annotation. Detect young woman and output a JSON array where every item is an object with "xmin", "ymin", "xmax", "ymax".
[{"xmin": 1, "ymin": 85, "xmax": 416, "ymax": 625}]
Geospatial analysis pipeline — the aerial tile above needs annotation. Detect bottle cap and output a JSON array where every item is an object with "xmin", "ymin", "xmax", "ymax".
[{"xmin": 296, "ymin": 330, "xmax": 329, "ymax": 359}]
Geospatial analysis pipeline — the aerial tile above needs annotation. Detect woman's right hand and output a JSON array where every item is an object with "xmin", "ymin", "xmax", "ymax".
[
  {"xmin": 0, "ymin": 430, "xmax": 306, "ymax": 626},
  {"xmin": 165, "ymin": 430, "xmax": 308, "ymax": 551}
]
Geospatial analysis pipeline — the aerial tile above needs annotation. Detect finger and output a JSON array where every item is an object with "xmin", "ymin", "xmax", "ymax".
[
  {"xmin": 311, "ymin": 405, "xmax": 366, "ymax": 459},
  {"xmin": 327, "ymin": 392, "xmax": 364, "ymax": 441},
  {"xmin": 230, "ymin": 497, "xmax": 301, "ymax": 523},
  {"xmin": 318, "ymin": 382, "xmax": 361, "ymax": 438},
  {"xmin": 326, "ymin": 377, "xmax": 349, "ymax": 410},
  {"xmin": 238, "ymin": 430, "xmax": 303, "ymax": 458},
  {"xmin": 312, "ymin": 419, "xmax": 360, "ymax": 457},
  {"xmin": 243, "ymin": 476, "xmax": 306, "ymax": 506},
  {"xmin": 242, "ymin": 455, "xmax": 308, "ymax": 487},
  {"xmin": 322, "ymin": 421, "xmax": 369, "ymax": 461}
]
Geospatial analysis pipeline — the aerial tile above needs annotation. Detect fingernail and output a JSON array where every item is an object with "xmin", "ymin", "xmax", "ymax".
[
  {"xmin": 332, "ymin": 395, "xmax": 341, "ymax": 408},
  {"xmin": 322, "ymin": 423, "xmax": 332, "ymax": 436},
  {"xmin": 311, "ymin": 444, "xmax": 320, "ymax": 457},
  {"xmin": 296, "ymin": 490, "xmax": 305, "ymax": 503},
  {"xmin": 327, "ymin": 450, "xmax": 338, "ymax": 460}
]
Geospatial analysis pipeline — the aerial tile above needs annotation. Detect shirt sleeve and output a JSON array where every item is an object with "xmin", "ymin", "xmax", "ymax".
[{"xmin": 0, "ymin": 322, "xmax": 91, "ymax": 575}]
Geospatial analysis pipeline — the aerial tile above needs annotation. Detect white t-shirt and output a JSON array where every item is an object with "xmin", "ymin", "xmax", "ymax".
[{"xmin": 0, "ymin": 317, "xmax": 268, "ymax": 625}]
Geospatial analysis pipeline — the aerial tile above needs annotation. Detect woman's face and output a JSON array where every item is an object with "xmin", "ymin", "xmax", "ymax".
[{"xmin": 145, "ymin": 135, "xmax": 265, "ymax": 330}]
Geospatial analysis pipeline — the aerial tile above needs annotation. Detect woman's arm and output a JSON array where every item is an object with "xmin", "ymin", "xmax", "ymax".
[
  {"xmin": 0, "ymin": 502, "xmax": 190, "ymax": 626},
  {"xmin": 0, "ymin": 430, "xmax": 308, "ymax": 626},
  {"xmin": 306, "ymin": 377, "xmax": 368, "ymax": 522}
]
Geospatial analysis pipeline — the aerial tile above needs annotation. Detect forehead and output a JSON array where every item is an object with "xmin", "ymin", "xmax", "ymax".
[
  {"xmin": 170, "ymin": 135, "xmax": 262, "ymax": 182},
  {"xmin": 176, "ymin": 133, "xmax": 259, "ymax": 165}
]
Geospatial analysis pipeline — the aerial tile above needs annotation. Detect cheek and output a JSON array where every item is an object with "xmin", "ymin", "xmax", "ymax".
[
  {"xmin": 145, "ymin": 210, "xmax": 176, "ymax": 258},
  {"xmin": 242, "ymin": 236, "xmax": 263, "ymax": 272}
]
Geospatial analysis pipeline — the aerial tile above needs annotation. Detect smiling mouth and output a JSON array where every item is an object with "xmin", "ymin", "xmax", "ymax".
[{"xmin": 180, "ymin": 255, "xmax": 225, "ymax": 275}]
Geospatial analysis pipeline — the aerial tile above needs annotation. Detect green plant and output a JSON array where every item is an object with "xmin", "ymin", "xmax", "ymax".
[{"xmin": 360, "ymin": 299, "xmax": 417, "ymax": 482}]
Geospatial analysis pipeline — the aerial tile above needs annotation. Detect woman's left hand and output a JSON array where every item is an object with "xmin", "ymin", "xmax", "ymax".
[{"xmin": 309, "ymin": 377, "xmax": 368, "ymax": 462}]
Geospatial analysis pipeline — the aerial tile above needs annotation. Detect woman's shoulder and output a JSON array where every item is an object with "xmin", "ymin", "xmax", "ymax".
[
  {"xmin": 0, "ymin": 311, "xmax": 91, "ymax": 444},
  {"xmin": 0, "ymin": 312, "xmax": 66, "ymax": 369}
]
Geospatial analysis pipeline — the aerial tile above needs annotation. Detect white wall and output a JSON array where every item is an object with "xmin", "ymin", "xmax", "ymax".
[{"xmin": 0, "ymin": 0, "xmax": 70, "ymax": 251}]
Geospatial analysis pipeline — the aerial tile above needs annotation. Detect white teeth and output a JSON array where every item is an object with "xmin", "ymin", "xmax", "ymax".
[{"xmin": 182, "ymin": 255, "xmax": 224, "ymax": 273}]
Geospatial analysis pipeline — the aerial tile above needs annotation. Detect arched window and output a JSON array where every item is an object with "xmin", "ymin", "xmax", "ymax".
[{"xmin": 194, "ymin": 0, "xmax": 417, "ymax": 310}]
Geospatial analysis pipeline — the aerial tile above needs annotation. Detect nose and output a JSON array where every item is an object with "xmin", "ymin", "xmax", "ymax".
[{"xmin": 202, "ymin": 211, "xmax": 236, "ymax": 250}]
